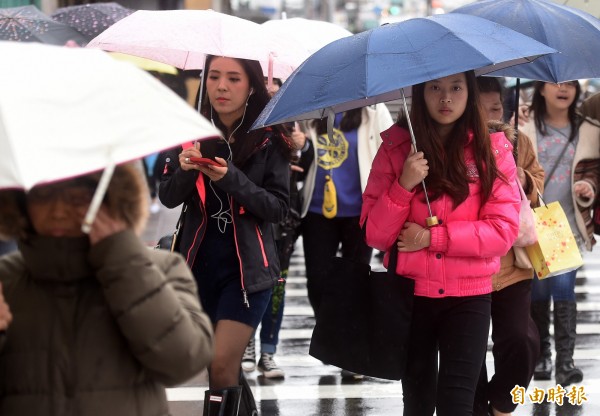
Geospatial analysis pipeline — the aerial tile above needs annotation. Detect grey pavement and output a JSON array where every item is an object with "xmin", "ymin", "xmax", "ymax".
[{"xmin": 144, "ymin": 202, "xmax": 600, "ymax": 416}]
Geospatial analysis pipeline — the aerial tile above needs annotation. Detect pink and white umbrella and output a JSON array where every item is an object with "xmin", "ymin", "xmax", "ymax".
[
  {"xmin": 261, "ymin": 18, "xmax": 352, "ymax": 68},
  {"xmin": 87, "ymin": 9, "xmax": 298, "ymax": 79}
]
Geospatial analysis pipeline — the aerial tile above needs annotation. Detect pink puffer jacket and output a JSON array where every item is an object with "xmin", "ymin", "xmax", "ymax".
[{"xmin": 361, "ymin": 124, "xmax": 520, "ymax": 298}]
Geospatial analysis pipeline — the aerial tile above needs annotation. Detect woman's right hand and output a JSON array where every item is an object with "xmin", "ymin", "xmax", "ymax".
[
  {"xmin": 0, "ymin": 283, "xmax": 12, "ymax": 331},
  {"xmin": 399, "ymin": 150, "xmax": 429, "ymax": 191},
  {"xmin": 179, "ymin": 141, "xmax": 204, "ymax": 172},
  {"xmin": 291, "ymin": 123, "xmax": 307, "ymax": 151}
]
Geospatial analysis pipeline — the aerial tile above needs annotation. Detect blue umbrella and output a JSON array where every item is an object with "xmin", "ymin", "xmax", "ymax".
[
  {"xmin": 252, "ymin": 13, "xmax": 555, "ymax": 129},
  {"xmin": 452, "ymin": 0, "xmax": 600, "ymax": 83}
]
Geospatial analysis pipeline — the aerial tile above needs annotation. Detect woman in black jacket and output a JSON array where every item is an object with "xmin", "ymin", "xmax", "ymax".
[{"xmin": 158, "ymin": 55, "xmax": 292, "ymax": 415}]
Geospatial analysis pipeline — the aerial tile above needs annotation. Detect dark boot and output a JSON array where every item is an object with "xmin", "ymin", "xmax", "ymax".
[
  {"xmin": 203, "ymin": 386, "xmax": 242, "ymax": 416},
  {"xmin": 531, "ymin": 301, "xmax": 552, "ymax": 380},
  {"xmin": 554, "ymin": 301, "xmax": 583, "ymax": 386}
]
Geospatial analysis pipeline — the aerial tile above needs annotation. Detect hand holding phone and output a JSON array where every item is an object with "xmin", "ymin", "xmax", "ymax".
[{"xmin": 189, "ymin": 157, "xmax": 221, "ymax": 167}]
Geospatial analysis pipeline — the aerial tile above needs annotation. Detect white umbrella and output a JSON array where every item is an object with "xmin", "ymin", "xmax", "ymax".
[{"xmin": 0, "ymin": 41, "xmax": 221, "ymax": 230}]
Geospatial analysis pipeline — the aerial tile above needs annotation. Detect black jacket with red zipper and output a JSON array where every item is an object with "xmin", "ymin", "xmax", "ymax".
[{"xmin": 158, "ymin": 132, "xmax": 290, "ymax": 296}]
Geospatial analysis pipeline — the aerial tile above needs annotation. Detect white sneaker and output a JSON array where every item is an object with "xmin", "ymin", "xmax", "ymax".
[
  {"xmin": 257, "ymin": 353, "xmax": 285, "ymax": 379},
  {"xmin": 241, "ymin": 338, "xmax": 256, "ymax": 372}
]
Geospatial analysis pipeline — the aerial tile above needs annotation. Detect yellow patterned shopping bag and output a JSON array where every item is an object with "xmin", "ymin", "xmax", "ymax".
[{"xmin": 525, "ymin": 200, "xmax": 583, "ymax": 279}]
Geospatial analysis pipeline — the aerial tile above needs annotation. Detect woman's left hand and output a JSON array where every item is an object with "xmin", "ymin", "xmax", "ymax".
[
  {"xmin": 574, "ymin": 181, "xmax": 594, "ymax": 200},
  {"xmin": 397, "ymin": 222, "xmax": 430, "ymax": 252},
  {"xmin": 197, "ymin": 157, "xmax": 228, "ymax": 181}
]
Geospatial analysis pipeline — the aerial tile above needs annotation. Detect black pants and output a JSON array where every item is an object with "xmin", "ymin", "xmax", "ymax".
[
  {"xmin": 474, "ymin": 280, "xmax": 540, "ymax": 415},
  {"xmin": 301, "ymin": 212, "xmax": 373, "ymax": 319},
  {"xmin": 402, "ymin": 295, "xmax": 491, "ymax": 416}
]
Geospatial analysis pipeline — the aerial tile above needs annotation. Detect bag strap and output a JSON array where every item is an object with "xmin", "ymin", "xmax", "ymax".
[
  {"xmin": 543, "ymin": 136, "xmax": 572, "ymax": 188},
  {"xmin": 386, "ymin": 243, "xmax": 399, "ymax": 277},
  {"xmin": 170, "ymin": 204, "xmax": 187, "ymax": 252},
  {"xmin": 516, "ymin": 178, "xmax": 528, "ymax": 201},
  {"xmin": 175, "ymin": 203, "xmax": 187, "ymax": 230}
]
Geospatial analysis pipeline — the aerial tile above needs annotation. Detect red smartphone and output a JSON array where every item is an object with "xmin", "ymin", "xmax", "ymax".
[{"xmin": 189, "ymin": 157, "xmax": 221, "ymax": 167}]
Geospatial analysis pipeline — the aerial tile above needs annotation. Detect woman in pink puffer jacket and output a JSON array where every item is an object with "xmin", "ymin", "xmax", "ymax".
[{"xmin": 360, "ymin": 70, "xmax": 520, "ymax": 416}]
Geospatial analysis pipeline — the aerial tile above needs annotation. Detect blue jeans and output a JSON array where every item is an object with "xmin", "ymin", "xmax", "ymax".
[
  {"xmin": 259, "ymin": 284, "xmax": 285, "ymax": 354},
  {"xmin": 531, "ymin": 269, "xmax": 578, "ymax": 302},
  {"xmin": 258, "ymin": 236, "xmax": 293, "ymax": 355}
]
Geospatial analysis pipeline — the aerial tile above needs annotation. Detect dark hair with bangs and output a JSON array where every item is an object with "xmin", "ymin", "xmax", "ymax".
[
  {"xmin": 397, "ymin": 70, "xmax": 500, "ymax": 207},
  {"xmin": 198, "ymin": 55, "xmax": 292, "ymax": 167},
  {"xmin": 529, "ymin": 81, "xmax": 582, "ymax": 142},
  {"xmin": 311, "ymin": 108, "xmax": 363, "ymax": 135},
  {"xmin": 476, "ymin": 76, "xmax": 504, "ymax": 96}
]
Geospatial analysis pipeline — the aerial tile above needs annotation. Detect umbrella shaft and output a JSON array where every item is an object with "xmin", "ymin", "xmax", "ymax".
[{"xmin": 401, "ymin": 88, "xmax": 434, "ymax": 219}]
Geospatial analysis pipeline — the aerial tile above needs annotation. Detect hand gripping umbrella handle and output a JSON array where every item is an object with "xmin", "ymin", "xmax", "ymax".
[{"xmin": 81, "ymin": 163, "xmax": 115, "ymax": 234}]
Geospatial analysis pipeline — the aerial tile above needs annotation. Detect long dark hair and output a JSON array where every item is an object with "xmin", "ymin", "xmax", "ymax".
[
  {"xmin": 311, "ymin": 108, "xmax": 363, "ymax": 135},
  {"xmin": 530, "ymin": 81, "xmax": 582, "ymax": 142},
  {"xmin": 397, "ymin": 71, "xmax": 500, "ymax": 207},
  {"xmin": 198, "ymin": 55, "xmax": 291, "ymax": 166}
]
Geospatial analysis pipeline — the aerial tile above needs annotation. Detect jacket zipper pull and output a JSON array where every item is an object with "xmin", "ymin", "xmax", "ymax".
[{"xmin": 241, "ymin": 289, "xmax": 250, "ymax": 309}]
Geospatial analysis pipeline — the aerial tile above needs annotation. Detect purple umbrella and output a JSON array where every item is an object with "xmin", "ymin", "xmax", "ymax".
[
  {"xmin": 51, "ymin": 2, "xmax": 134, "ymax": 41},
  {"xmin": 0, "ymin": 5, "xmax": 87, "ymax": 46}
]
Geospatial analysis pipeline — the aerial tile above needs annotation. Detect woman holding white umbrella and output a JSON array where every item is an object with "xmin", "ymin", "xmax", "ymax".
[
  {"xmin": 158, "ymin": 55, "xmax": 293, "ymax": 415},
  {"xmin": 0, "ymin": 164, "xmax": 215, "ymax": 416}
]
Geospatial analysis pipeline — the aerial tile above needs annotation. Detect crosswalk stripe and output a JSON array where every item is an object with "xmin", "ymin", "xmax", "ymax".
[
  {"xmin": 275, "ymin": 324, "xmax": 600, "ymax": 340},
  {"xmin": 167, "ymin": 376, "xmax": 600, "ymax": 402},
  {"xmin": 281, "ymin": 303, "xmax": 600, "ymax": 316}
]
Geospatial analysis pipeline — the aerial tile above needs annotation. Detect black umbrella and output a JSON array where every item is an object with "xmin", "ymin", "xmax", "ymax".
[
  {"xmin": 0, "ymin": 5, "xmax": 88, "ymax": 46},
  {"xmin": 51, "ymin": 2, "xmax": 134, "ymax": 41}
]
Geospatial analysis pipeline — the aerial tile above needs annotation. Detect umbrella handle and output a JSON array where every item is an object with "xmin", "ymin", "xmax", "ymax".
[
  {"xmin": 81, "ymin": 163, "xmax": 115, "ymax": 234},
  {"xmin": 267, "ymin": 52, "xmax": 275, "ymax": 91},
  {"xmin": 400, "ymin": 89, "xmax": 438, "ymax": 226},
  {"xmin": 197, "ymin": 55, "xmax": 207, "ymax": 114}
]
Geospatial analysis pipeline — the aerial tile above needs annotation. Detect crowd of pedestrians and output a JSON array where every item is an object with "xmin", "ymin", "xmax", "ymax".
[{"xmin": 1, "ymin": 15, "xmax": 600, "ymax": 416}]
